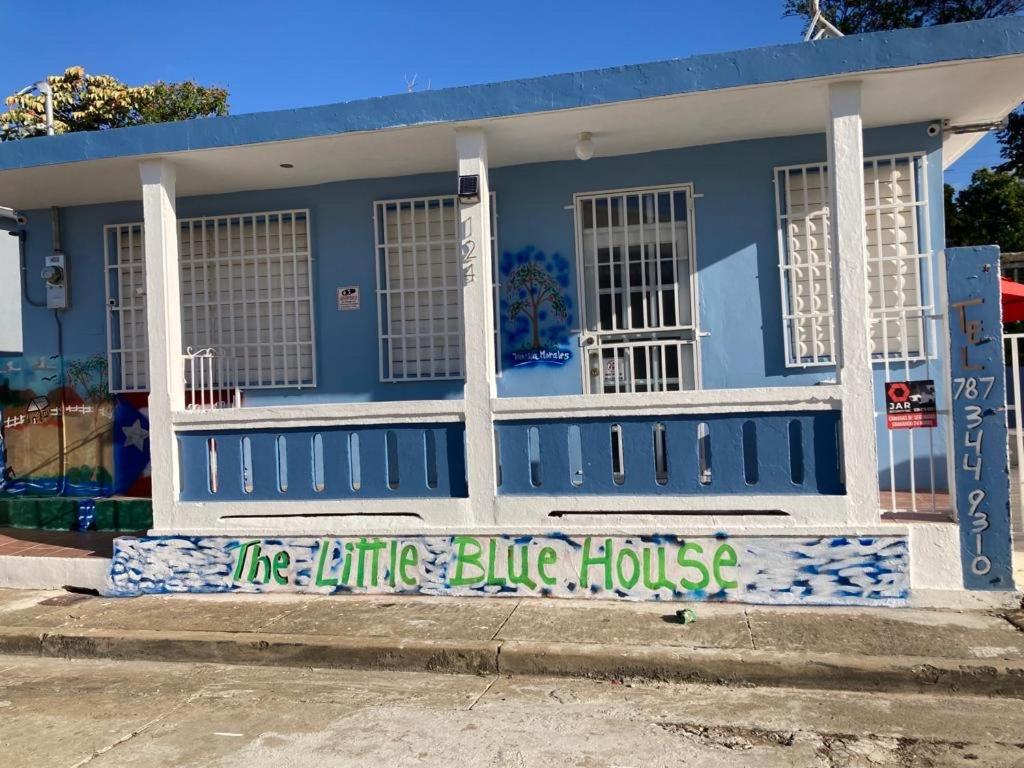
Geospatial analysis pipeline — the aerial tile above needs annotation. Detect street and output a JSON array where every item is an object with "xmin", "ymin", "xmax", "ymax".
[{"xmin": 2, "ymin": 654, "xmax": 1023, "ymax": 767}]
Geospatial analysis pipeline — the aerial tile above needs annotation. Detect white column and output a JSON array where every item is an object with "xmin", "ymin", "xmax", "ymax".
[
  {"xmin": 140, "ymin": 159, "xmax": 184, "ymax": 530},
  {"xmin": 826, "ymin": 81, "xmax": 880, "ymax": 523},
  {"xmin": 456, "ymin": 128, "xmax": 498, "ymax": 524}
]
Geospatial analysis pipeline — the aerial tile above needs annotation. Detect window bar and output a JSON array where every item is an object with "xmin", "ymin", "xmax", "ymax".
[
  {"xmin": 822, "ymin": 166, "xmax": 836, "ymax": 366},
  {"xmin": 590, "ymin": 197, "xmax": 600, "ymax": 346},
  {"xmin": 288, "ymin": 214, "xmax": 297, "ymax": 383},
  {"xmin": 659, "ymin": 341, "xmax": 668, "ymax": 393},
  {"xmin": 238, "ymin": 218, "xmax": 251, "ymax": 388},
  {"xmin": 917, "ymin": 156, "xmax": 939, "ymax": 515},
  {"xmin": 800, "ymin": 166, "xmax": 816, "ymax": 365},
  {"xmin": 134, "ymin": 225, "xmax": 142, "ymax": 387},
  {"xmin": 668, "ymin": 192, "xmax": 683, "ymax": 342},
  {"xmin": 115, "ymin": 226, "xmax": 126, "ymax": 390},
  {"xmin": 448, "ymin": 199, "xmax": 464, "ymax": 376},
  {"xmin": 117, "ymin": 228, "xmax": 126, "ymax": 390},
  {"xmin": 102, "ymin": 230, "xmax": 114, "ymax": 389},
  {"xmin": 373, "ymin": 204, "xmax": 385, "ymax": 381},
  {"xmin": 411, "ymin": 201, "xmax": 422, "ymax": 379},
  {"xmin": 221, "ymin": 219, "xmax": 234, "ymax": 388},
  {"xmin": 246, "ymin": 216, "xmax": 260, "ymax": 386},
  {"xmin": 213, "ymin": 218, "xmax": 224, "ymax": 387},
  {"xmin": 397, "ymin": 202, "xmax": 407, "ymax": 380},
  {"xmin": 425, "ymin": 199, "xmax": 435, "ymax": 377},
  {"xmin": 262, "ymin": 215, "xmax": 274, "ymax": 387},
  {"xmin": 604, "ymin": 196, "xmax": 613, "ymax": 333},
  {"xmin": 382, "ymin": 204, "xmax": 394, "ymax": 380},
  {"xmin": 618, "ymin": 192, "xmax": 626, "ymax": 331},
  {"xmin": 122, "ymin": 227, "xmax": 131, "ymax": 390},
  {"xmin": 304, "ymin": 212, "xmax": 317, "ymax": 387},
  {"xmin": 652, "ymin": 193, "xmax": 665, "ymax": 332},
  {"xmin": 872, "ymin": 159, "xmax": 898, "ymax": 513},
  {"xmin": 892, "ymin": 158, "xmax": 919, "ymax": 513},
  {"xmin": 643, "ymin": 344, "xmax": 653, "ymax": 393},
  {"xmin": 199, "ymin": 220, "xmax": 210, "ymax": 356},
  {"xmin": 288, "ymin": 213, "xmax": 297, "ymax": 387}
]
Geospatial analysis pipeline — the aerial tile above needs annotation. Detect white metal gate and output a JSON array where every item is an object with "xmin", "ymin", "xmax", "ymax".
[{"xmin": 574, "ymin": 184, "xmax": 700, "ymax": 394}]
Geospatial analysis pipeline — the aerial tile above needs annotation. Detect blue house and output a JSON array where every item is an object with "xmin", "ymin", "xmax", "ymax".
[{"xmin": 0, "ymin": 18, "xmax": 1020, "ymax": 604}]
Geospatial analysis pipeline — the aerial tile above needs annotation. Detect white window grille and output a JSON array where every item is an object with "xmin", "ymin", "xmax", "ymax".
[
  {"xmin": 775, "ymin": 153, "xmax": 934, "ymax": 368},
  {"xmin": 374, "ymin": 194, "xmax": 498, "ymax": 382},
  {"xmin": 575, "ymin": 185, "xmax": 700, "ymax": 394},
  {"xmin": 104, "ymin": 209, "xmax": 316, "ymax": 393},
  {"xmin": 105, "ymin": 223, "xmax": 148, "ymax": 392}
]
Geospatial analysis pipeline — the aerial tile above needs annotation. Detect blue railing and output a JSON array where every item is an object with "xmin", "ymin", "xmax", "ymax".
[
  {"xmin": 495, "ymin": 411, "xmax": 844, "ymax": 496},
  {"xmin": 178, "ymin": 424, "xmax": 467, "ymax": 501}
]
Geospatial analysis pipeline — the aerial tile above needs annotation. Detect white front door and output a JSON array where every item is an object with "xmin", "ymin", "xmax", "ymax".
[{"xmin": 574, "ymin": 184, "xmax": 700, "ymax": 394}]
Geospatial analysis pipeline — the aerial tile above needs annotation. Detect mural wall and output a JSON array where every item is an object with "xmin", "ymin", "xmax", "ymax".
[
  {"xmin": 107, "ymin": 533, "xmax": 910, "ymax": 606},
  {"xmin": 0, "ymin": 354, "xmax": 150, "ymax": 499},
  {"xmin": 500, "ymin": 247, "xmax": 575, "ymax": 370}
]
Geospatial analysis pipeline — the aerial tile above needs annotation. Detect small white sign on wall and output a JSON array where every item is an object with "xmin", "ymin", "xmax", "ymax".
[{"xmin": 337, "ymin": 286, "xmax": 360, "ymax": 311}]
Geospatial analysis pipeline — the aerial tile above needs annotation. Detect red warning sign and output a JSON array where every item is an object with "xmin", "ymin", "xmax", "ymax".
[{"xmin": 885, "ymin": 380, "xmax": 938, "ymax": 430}]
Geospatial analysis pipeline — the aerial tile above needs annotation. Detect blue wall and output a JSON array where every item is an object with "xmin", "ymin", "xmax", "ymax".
[{"xmin": 6, "ymin": 122, "xmax": 948, "ymax": 487}]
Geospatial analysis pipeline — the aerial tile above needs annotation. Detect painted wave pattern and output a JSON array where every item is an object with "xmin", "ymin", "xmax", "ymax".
[{"xmin": 107, "ymin": 534, "xmax": 910, "ymax": 606}]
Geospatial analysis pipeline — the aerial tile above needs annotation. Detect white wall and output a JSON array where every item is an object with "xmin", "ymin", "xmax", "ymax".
[{"xmin": 0, "ymin": 230, "xmax": 22, "ymax": 354}]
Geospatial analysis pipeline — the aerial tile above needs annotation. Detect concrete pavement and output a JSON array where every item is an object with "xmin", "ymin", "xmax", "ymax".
[
  {"xmin": 3, "ymin": 654, "xmax": 1024, "ymax": 767},
  {"xmin": 1, "ymin": 588, "xmax": 1024, "ymax": 697}
]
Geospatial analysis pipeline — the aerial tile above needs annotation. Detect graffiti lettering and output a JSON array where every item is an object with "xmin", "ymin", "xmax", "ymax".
[{"xmin": 108, "ymin": 534, "xmax": 911, "ymax": 605}]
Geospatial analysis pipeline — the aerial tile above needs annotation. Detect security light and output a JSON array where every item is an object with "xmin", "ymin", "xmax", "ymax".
[
  {"xmin": 458, "ymin": 174, "xmax": 480, "ymax": 203},
  {"xmin": 575, "ymin": 132, "xmax": 595, "ymax": 161}
]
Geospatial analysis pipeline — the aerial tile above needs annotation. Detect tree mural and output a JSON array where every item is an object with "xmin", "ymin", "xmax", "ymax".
[
  {"xmin": 507, "ymin": 262, "xmax": 569, "ymax": 349},
  {"xmin": 503, "ymin": 246, "xmax": 577, "ymax": 360},
  {"xmin": 65, "ymin": 355, "xmax": 111, "ymax": 403}
]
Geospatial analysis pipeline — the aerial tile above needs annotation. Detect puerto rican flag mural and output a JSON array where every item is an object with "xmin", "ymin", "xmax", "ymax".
[{"xmin": 113, "ymin": 393, "xmax": 151, "ymax": 498}]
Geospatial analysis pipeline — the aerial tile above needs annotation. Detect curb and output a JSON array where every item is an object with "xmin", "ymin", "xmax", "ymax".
[
  {"xmin": 1, "ymin": 627, "xmax": 1023, "ymax": 698},
  {"xmin": 498, "ymin": 641, "xmax": 1024, "ymax": 697},
  {"xmin": 0, "ymin": 627, "xmax": 498, "ymax": 676}
]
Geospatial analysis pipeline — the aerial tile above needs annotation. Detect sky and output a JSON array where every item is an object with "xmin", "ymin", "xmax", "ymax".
[{"xmin": 0, "ymin": 0, "xmax": 1004, "ymax": 184}]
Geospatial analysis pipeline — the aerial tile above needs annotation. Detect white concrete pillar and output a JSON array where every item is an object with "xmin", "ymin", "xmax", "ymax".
[
  {"xmin": 826, "ymin": 81, "xmax": 880, "ymax": 523},
  {"xmin": 140, "ymin": 159, "xmax": 184, "ymax": 529},
  {"xmin": 456, "ymin": 128, "xmax": 498, "ymax": 524}
]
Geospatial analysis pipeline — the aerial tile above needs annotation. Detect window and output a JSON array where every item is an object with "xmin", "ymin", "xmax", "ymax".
[
  {"xmin": 374, "ymin": 194, "xmax": 498, "ymax": 382},
  {"xmin": 104, "ymin": 209, "xmax": 316, "ymax": 393},
  {"xmin": 576, "ymin": 185, "xmax": 699, "ymax": 393},
  {"xmin": 775, "ymin": 154, "xmax": 933, "ymax": 367}
]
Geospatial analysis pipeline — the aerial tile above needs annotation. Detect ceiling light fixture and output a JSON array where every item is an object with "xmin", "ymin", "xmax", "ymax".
[
  {"xmin": 575, "ymin": 132, "xmax": 595, "ymax": 161},
  {"xmin": 279, "ymin": 163, "xmax": 294, "ymax": 169}
]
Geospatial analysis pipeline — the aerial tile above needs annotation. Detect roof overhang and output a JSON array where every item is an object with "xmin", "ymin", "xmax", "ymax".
[{"xmin": 1, "ymin": 17, "xmax": 1023, "ymax": 209}]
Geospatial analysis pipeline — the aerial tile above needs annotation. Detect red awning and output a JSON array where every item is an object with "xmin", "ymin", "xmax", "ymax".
[{"xmin": 1002, "ymin": 277, "xmax": 1024, "ymax": 323}]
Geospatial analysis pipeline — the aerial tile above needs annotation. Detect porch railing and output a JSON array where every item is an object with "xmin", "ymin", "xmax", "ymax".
[
  {"xmin": 494, "ymin": 411, "xmax": 843, "ymax": 496},
  {"xmin": 178, "ymin": 423, "xmax": 467, "ymax": 502},
  {"xmin": 184, "ymin": 348, "xmax": 240, "ymax": 412}
]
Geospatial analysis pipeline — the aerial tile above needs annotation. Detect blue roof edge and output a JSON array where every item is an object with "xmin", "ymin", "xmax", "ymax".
[{"xmin": 1, "ymin": 16, "xmax": 1023, "ymax": 172}]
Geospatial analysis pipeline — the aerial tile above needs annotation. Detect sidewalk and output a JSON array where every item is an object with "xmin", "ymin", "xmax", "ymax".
[{"xmin": 2, "ymin": 588, "xmax": 1023, "ymax": 698}]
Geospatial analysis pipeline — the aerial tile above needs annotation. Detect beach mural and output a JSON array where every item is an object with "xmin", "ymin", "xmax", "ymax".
[
  {"xmin": 107, "ymin": 533, "xmax": 910, "ymax": 606},
  {"xmin": 0, "ymin": 354, "xmax": 151, "ymax": 499},
  {"xmin": 500, "ymin": 247, "xmax": 575, "ymax": 369}
]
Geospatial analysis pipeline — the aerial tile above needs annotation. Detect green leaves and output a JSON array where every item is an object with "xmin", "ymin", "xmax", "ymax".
[
  {"xmin": 946, "ymin": 169, "xmax": 1024, "ymax": 252},
  {"xmin": 0, "ymin": 66, "xmax": 229, "ymax": 141},
  {"xmin": 783, "ymin": 1, "xmax": 1022, "ymax": 35}
]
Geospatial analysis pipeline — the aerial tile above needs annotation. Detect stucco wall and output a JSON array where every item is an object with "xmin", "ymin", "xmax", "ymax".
[{"xmin": 4, "ymin": 122, "xmax": 947, "ymax": 488}]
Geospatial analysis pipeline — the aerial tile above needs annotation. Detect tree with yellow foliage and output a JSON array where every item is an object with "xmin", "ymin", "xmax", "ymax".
[{"xmin": 1, "ymin": 66, "xmax": 228, "ymax": 141}]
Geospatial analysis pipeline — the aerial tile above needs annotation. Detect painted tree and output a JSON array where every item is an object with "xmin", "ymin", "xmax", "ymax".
[
  {"xmin": 506, "ymin": 261, "xmax": 569, "ymax": 350},
  {"xmin": 1, "ymin": 67, "xmax": 228, "ymax": 141}
]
